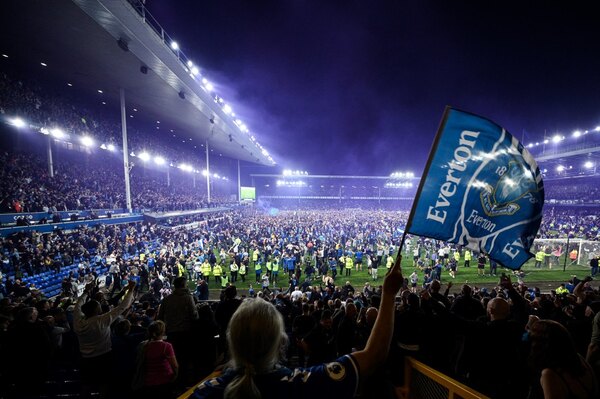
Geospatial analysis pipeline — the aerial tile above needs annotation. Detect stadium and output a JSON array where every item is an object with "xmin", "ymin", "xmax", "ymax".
[{"xmin": 1, "ymin": 1, "xmax": 599, "ymax": 399}]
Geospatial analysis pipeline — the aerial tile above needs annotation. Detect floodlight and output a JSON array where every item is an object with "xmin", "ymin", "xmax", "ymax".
[
  {"xmin": 107, "ymin": 144, "xmax": 115, "ymax": 151},
  {"xmin": 202, "ymin": 170, "xmax": 208, "ymax": 176},
  {"xmin": 187, "ymin": 60, "xmax": 193, "ymax": 67},
  {"xmin": 170, "ymin": 41, "xmax": 179, "ymax": 50},
  {"xmin": 573, "ymin": 130, "xmax": 582, "ymax": 138},
  {"xmin": 80, "ymin": 136, "xmax": 94, "ymax": 147},
  {"xmin": 138, "ymin": 152, "xmax": 150, "ymax": 161},
  {"xmin": 100, "ymin": 144, "xmax": 107, "ymax": 150},
  {"xmin": 51, "ymin": 128, "xmax": 65, "ymax": 139},
  {"xmin": 191, "ymin": 66, "xmax": 199, "ymax": 75},
  {"xmin": 556, "ymin": 165, "xmax": 565, "ymax": 172},
  {"xmin": 584, "ymin": 161, "xmax": 594, "ymax": 169},
  {"xmin": 552, "ymin": 135, "xmax": 562, "ymax": 143},
  {"xmin": 9, "ymin": 117, "xmax": 26, "ymax": 128},
  {"xmin": 154, "ymin": 156, "xmax": 165, "ymax": 165},
  {"xmin": 543, "ymin": 139, "xmax": 549, "ymax": 144}
]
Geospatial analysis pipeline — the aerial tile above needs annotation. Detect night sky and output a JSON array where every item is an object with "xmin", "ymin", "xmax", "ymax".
[{"xmin": 147, "ymin": 1, "xmax": 600, "ymax": 175}]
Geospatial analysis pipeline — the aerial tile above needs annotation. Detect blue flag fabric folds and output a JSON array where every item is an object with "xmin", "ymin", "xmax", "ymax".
[{"xmin": 407, "ymin": 107, "xmax": 544, "ymax": 270}]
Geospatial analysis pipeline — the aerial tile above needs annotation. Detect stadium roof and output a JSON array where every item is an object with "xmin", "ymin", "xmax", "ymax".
[{"xmin": 0, "ymin": 0, "xmax": 273, "ymax": 165}]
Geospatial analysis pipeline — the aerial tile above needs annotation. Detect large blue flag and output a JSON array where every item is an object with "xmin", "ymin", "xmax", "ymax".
[{"xmin": 406, "ymin": 107, "xmax": 544, "ymax": 270}]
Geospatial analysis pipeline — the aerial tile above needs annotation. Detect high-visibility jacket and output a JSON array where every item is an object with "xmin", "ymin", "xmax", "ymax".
[
  {"xmin": 266, "ymin": 261, "xmax": 272, "ymax": 271},
  {"xmin": 201, "ymin": 262, "xmax": 212, "ymax": 277},
  {"xmin": 213, "ymin": 265, "xmax": 222, "ymax": 277},
  {"xmin": 239, "ymin": 264, "xmax": 247, "ymax": 275},
  {"xmin": 230, "ymin": 263, "xmax": 239, "ymax": 273},
  {"xmin": 454, "ymin": 251, "xmax": 460, "ymax": 262},
  {"xmin": 556, "ymin": 285, "xmax": 569, "ymax": 295},
  {"xmin": 252, "ymin": 251, "xmax": 259, "ymax": 261},
  {"xmin": 255, "ymin": 262, "xmax": 262, "ymax": 272},
  {"xmin": 345, "ymin": 257, "xmax": 354, "ymax": 269},
  {"xmin": 386, "ymin": 256, "xmax": 394, "ymax": 269},
  {"xmin": 272, "ymin": 261, "xmax": 280, "ymax": 272},
  {"xmin": 221, "ymin": 274, "xmax": 229, "ymax": 288},
  {"xmin": 464, "ymin": 250, "xmax": 472, "ymax": 261},
  {"xmin": 535, "ymin": 251, "xmax": 546, "ymax": 262}
]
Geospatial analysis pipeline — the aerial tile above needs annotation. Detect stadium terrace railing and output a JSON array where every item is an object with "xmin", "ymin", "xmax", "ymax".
[
  {"xmin": 398, "ymin": 357, "xmax": 489, "ymax": 399},
  {"xmin": 176, "ymin": 357, "xmax": 488, "ymax": 399},
  {"xmin": 125, "ymin": 0, "xmax": 196, "ymax": 76}
]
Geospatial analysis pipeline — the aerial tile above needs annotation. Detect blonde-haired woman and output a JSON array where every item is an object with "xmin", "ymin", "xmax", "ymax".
[{"xmin": 191, "ymin": 258, "xmax": 403, "ymax": 398}]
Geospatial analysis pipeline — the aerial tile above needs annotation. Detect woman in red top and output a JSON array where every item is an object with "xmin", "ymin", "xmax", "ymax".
[{"xmin": 137, "ymin": 320, "xmax": 179, "ymax": 399}]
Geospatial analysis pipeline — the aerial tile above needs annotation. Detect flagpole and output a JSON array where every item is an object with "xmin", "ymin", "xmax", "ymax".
[{"xmin": 395, "ymin": 106, "xmax": 453, "ymax": 268}]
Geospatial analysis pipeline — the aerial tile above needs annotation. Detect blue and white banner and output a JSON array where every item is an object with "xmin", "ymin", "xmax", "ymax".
[{"xmin": 407, "ymin": 107, "xmax": 544, "ymax": 270}]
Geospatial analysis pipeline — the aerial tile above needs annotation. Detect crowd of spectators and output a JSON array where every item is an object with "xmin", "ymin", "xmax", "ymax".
[
  {"xmin": 0, "ymin": 208, "xmax": 599, "ymax": 398},
  {"xmin": 0, "ymin": 72, "xmax": 214, "ymax": 171},
  {"xmin": 0, "ymin": 149, "xmax": 234, "ymax": 214}
]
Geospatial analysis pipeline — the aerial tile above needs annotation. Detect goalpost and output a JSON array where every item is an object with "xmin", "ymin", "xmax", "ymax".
[{"xmin": 533, "ymin": 238, "xmax": 600, "ymax": 267}]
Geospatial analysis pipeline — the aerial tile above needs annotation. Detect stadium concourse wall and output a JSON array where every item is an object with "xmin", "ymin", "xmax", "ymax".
[{"xmin": 0, "ymin": 208, "xmax": 128, "ymax": 225}]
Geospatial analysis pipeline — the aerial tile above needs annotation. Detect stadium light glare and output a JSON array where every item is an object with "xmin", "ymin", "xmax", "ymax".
[
  {"xmin": 552, "ymin": 135, "xmax": 562, "ymax": 143},
  {"xmin": 170, "ymin": 41, "xmax": 179, "ymax": 50},
  {"xmin": 40, "ymin": 62, "xmax": 47, "ymax": 67},
  {"xmin": 97, "ymin": 89, "xmax": 103, "ymax": 94},
  {"xmin": 100, "ymin": 144, "xmax": 107, "ymax": 150},
  {"xmin": 107, "ymin": 144, "xmax": 115, "ymax": 151},
  {"xmin": 213, "ymin": 173, "xmax": 219, "ymax": 178},
  {"xmin": 187, "ymin": 60, "xmax": 193, "ymax": 67},
  {"xmin": 154, "ymin": 156, "xmax": 165, "ymax": 165},
  {"xmin": 40, "ymin": 127, "xmax": 50, "ymax": 135},
  {"xmin": 573, "ymin": 130, "xmax": 582, "ymax": 138},
  {"xmin": 1, "ymin": 54, "xmax": 8, "ymax": 58},
  {"xmin": 527, "ymin": 143, "xmax": 534, "ymax": 148},
  {"xmin": 222, "ymin": 104, "xmax": 232, "ymax": 115},
  {"xmin": 51, "ymin": 128, "xmax": 65, "ymax": 139},
  {"xmin": 80, "ymin": 136, "xmax": 94, "ymax": 147},
  {"xmin": 130, "ymin": 151, "xmax": 136, "ymax": 157},
  {"xmin": 204, "ymin": 82, "xmax": 214, "ymax": 91},
  {"xmin": 202, "ymin": 170, "xmax": 208, "ymax": 176},
  {"xmin": 9, "ymin": 117, "xmax": 26, "ymax": 128},
  {"xmin": 556, "ymin": 165, "xmax": 565, "ymax": 172},
  {"xmin": 191, "ymin": 66, "xmax": 199, "ymax": 75},
  {"xmin": 584, "ymin": 161, "xmax": 594, "ymax": 169},
  {"xmin": 543, "ymin": 139, "xmax": 549, "ymax": 144},
  {"xmin": 138, "ymin": 152, "xmax": 150, "ymax": 161}
]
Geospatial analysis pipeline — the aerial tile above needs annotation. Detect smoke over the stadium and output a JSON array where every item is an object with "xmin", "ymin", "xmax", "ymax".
[{"xmin": 147, "ymin": 0, "xmax": 600, "ymax": 175}]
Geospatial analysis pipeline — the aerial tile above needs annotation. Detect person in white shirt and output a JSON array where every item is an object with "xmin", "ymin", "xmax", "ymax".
[
  {"xmin": 73, "ymin": 280, "xmax": 136, "ymax": 398},
  {"xmin": 291, "ymin": 286, "xmax": 303, "ymax": 302}
]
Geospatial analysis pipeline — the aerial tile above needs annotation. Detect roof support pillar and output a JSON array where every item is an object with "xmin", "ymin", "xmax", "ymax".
[{"xmin": 120, "ymin": 88, "xmax": 133, "ymax": 213}]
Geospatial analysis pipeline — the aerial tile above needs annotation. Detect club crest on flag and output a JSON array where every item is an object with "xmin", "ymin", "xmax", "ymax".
[
  {"xmin": 405, "ymin": 107, "xmax": 544, "ymax": 270},
  {"xmin": 480, "ymin": 160, "xmax": 541, "ymax": 217}
]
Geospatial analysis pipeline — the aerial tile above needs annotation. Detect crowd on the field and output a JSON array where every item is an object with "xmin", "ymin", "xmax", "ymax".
[{"xmin": 0, "ymin": 209, "xmax": 599, "ymax": 398}]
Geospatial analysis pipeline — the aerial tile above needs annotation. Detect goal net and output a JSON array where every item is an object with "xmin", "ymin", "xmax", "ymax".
[{"xmin": 532, "ymin": 238, "xmax": 600, "ymax": 267}]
